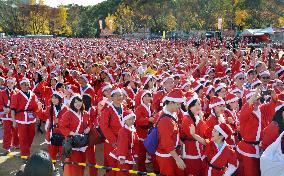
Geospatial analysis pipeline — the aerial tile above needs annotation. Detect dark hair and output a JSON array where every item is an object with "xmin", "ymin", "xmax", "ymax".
[
  {"xmin": 123, "ymin": 80, "xmax": 131, "ymax": 87},
  {"xmin": 49, "ymin": 94, "xmax": 63, "ymax": 120},
  {"xmin": 70, "ymin": 96, "xmax": 84, "ymax": 113},
  {"xmin": 187, "ymin": 99, "xmax": 198, "ymax": 124},
  {"xmin": 215, "ymin": 88, "xmax": 223, "ymax": 96},
  {"xmin": 55, "ymin": 82, "xmax": 64, "ymax": 90},
  {"xmin": 195, "ymin": 85, "xmax": 203, "ymax": 94},
  {"xmin": 33, "ymin": 72, "xmax": 43, "ymax": 84},
  {"xmin": 82, "ymin": 94, "xmax": 92, "ymax": 111},
  {"xmin": 272, "ymin": 106, "xmax": 284, "ymax": 134},
  {"xmin": 218, "ymin": 133, "xmax": 226, "ymax": 142},
  {"xmin": 23, "ymin": 150, "xmax": 53, "ymax": 176}
]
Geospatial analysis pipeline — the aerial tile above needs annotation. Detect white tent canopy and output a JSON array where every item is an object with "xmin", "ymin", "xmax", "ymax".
[
  {"xmin": 257, "ymin": 27, "xmax": 274, "ymax": 34},
  {"xmin": 241, "ymin": 29, "xmax": 261, "ymax": 36},
  {"xmin": 241, "ymin": 27, "xmax": 275, "ymax": 36}
]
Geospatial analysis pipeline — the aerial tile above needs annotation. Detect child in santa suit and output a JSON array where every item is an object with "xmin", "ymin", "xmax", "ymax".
[
  {"xmin": 37, "ymin": 91, "xmax": 67, "ymax": 160},
  {"xmin": 135, "ymin": 90, "xmax": 155, "ymax": 172},
  {"xmin": 59, "ymin": 94, "xmax": 91, "ymax": 176},
  {"xmin": 110, "ymin": 110, "xmax": 139, "ymax": 176},
  {"xmin": 0, "ymin": 78, "xmax": 19, "ymax": 152},
  {"xmin": 180, "ymin": 91, "xmax": 207, "ymax": 176},
  {"xmin": 190, "ymin": 123, "xmax": 238, "ymax": 176}
]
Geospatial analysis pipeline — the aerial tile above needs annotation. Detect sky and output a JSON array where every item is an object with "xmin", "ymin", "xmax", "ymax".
[{"xmin": 44, "ymin": 0, "xmax": 106, "ymax": 7}]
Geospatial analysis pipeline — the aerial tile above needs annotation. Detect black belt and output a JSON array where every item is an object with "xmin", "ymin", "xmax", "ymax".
[
  {"xmin": 243, "ymin": 140, "xmax": 260, "ymax": 145},
  {"xmin": 206, "ymin": 158, "xmax": 225, "ymax": 171},
  {"xmin": 180, "ymin": 136, "xmax": 196, "ymax": 142}
]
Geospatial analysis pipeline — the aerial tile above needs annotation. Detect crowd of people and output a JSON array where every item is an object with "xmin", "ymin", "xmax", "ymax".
[{"xmin": 0, "ymin": 37, "xmax": 284, "ymax": 176}]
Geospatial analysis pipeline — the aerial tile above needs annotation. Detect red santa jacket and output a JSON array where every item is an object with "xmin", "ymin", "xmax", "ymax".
[
  {"xmin": 109, "ymin": 125, "xmax": 139, "ymax": 164},
  {"xmin": 204, "ymin": 141, "xmax": 238, "ymax": 176},
  {"xmin": 10, "ymin": 90, "xmax": 40, "ymax": 124},
  {"xmin": 41, "ymin": 86, "xmax": 56, "ymax": 107},
  {"xmin": 31, "ymin": 81, "xmax": 47, "ymax": 102},
  {"xmin": 59, "ymin": 109, "xmax": 91, "ymax": 136},
  {"xmin": 135, "ymin": 103, "xmax": 153, "ymax": 141},
  {"xmin": 152, "ymin": 89, "xmax": 167, "ymax": 113},
  {"xmin": 156, "ymin": 109, "xmax": 180, "ymax": 157},
  {"xmin": 260, "ymin": 121, "xmax": 280, "ymax": 151},
  {"xmin": 180, "ymin": 114, "xmax": 207, "ymax": 160},
  {"xmin": 38, "ymin": 105, "xmax": 68, "ymax": 143},
  {"xmin": 237, "ymin": 100, "xmax": 277, "ymax": 158},
  {"xmin": 0, "ymin": 88, "xmax": 18, "ymax": 120},
  {"xmin": 99, "ymin": 103, "xmax": 124, "ymax": 145}
]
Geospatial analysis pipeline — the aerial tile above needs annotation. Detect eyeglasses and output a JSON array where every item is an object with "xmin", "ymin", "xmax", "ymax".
[{"xmin": 261, "ymin": 77, "xmax": 270, "ymax": 80}]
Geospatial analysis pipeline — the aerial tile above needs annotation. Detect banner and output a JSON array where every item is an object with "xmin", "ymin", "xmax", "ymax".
[
  {"xmin": 218, "ymin": 18, "xmax": 222, "ymax": 30},
  {"xmin": 162, "ymin": 31, "xmax": 166, "ymax": 39}
]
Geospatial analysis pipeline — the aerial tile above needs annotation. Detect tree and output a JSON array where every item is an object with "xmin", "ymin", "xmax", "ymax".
[
  {"xmin": 105, "ymin": 13, "xmax": 117, "ymax": 33},
  {"xmin": 115, "ymin": 3, "xmax": 134, "ymax": 33},
  {"xmin": 26, "ymin": 5, "xmax": 50, "ymax": 34},
  {"xmin": 50, "ymin": 5, "xmax": 72, "ymax": 36}
]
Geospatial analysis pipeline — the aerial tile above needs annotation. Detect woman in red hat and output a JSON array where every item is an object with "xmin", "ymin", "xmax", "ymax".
[
  {"xmin": 180, "ymin": 91, "xmax": 207, "ymax": 176},
  {"xmin": 190, "ymin": 123, "xmax": 238, "ymax": 176},
  {"xmin": 135, "ymin": 90, "xmax": 155, "ymax": 172},
  {"xmin": 59, "ymin": 94, "xmax": 91, "ymax": 176},
  {"xmin": 37, "ymin": 92, "xmax": 67, "ymax": 160}
]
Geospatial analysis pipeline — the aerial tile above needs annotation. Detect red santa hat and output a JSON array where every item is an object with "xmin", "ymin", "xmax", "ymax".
[
  {"xmin": 80, "ymin": 74, "xmax": 89, "ymax": 83},
  {"xmin": 204, "ymin": 85, "xmax": 215, "ymax": 95},
  {"xmin": 185, "ymin": 91, "xmax": 199, "ymax": 107},
  {"xmin": 215, "ymin": 83, "xmax": 226, "ymax": 93},
  {"xmin": 272, "ymin": 79, "xmax": 283, "ymax": 88},
  {"xmin": 111, "ymin": 87, "xmax": 123, "ymax": 96},
  {"xmin": 122, "ymin": 109, "xmax": 136, "ymax": 123},
  {"xmin": 141, "ymin": 90, "xmax": 152, "ymax": 104},
  {"xmin": 190, "ymin": 81, "xmax": 203, "ymax": 92},
  {"xmin": 275, "ymin": 101, "xmax": 284, "ymax": 112},
  {"xmin": 70, "ymin": 93, "xmax": 82, "ymax": 102},
  {"xmin": 209, "ymin": 96, "xmax": 225, "ymax": 108},
  {"xmin": 205, "ymin": 67, "xmax": 215, "ymax": 75},
  {"xmin": 53, "ymin": 91, "xmax": 64, "ymax": 99},
  {"xmin": 259, "ymin": 70, "xmax": 270, "ymax": 77},
  {"xmin": 233, "ymin": 71, "xmax": 245, "ymax": 79},
  {"xmin": 122, "ymin": 69, "xmax": 131, "ymax": 75},
  {"xmin": 101, "ymin": 83, "xmax": 113, "ymax": 92},
  {"xmin": 20, "ymin": 77, "xmax": 30, "ymax": 85},
  {"xmin": 0, "ymin": 76, "xmax": 6, "ymax": 82},
  {"xmin": 6, "ymin": 77, "xmax": 16, "ymax": 83},
  {"xmin": 160, "ymin": 73, "xmax": 174, "ymax": 85},
  {"xmin": 245, "ymin": 90, "xmax": 256, "ymax": 100},
  {"xmin": 180, "ymin": 80, "xmax": 191, "ymax": 90},
  {"xmin": 225, "ymin": 93, "xmax": 239, "ymax": 104},
  {"xmin": 20, "ymin": 63, "xmax": 27, "ymax": 69},
  {"xmin": 162, "ymin": 88, "xmax": 185, "ymax": 103},
  {"xmin": 214, "ymin": 123, "xmax": 233, "ymax": 139}
]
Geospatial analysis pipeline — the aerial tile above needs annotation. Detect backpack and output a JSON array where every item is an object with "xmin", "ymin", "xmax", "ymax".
[{"xmin": 143, "ymin": 113, "xmax": 176, "ymax": 154}]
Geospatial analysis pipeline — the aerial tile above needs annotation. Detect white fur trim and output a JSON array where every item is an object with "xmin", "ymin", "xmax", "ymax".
[
  {"xmin": 81, "ymin": 75, "xmax": 88, "ymax": 83},
  {"xmin": 70, "ymin": 94, "xmax": 82, "ymax": 102},
  {"xmin": 192, "ymin": 83, "xmax": 202, "ymax": 92},
  {"xmin": 206, "ymin": 85, "xmax": 214, "ymax": 95},
  {"xmin": 226, "ymin": 97, "xmax": 239, "ymax": 104},
  {"xmin": 181, "ymin": 82, "xmax": 191, "ymax": 89},
  {"xmin": 122, "ymin": 113, "xmax": 136, "ymax": 122},
  {"xmin": 234, "ymin": 72, "xmax": 245, "ymax": 79},
  {"xmin": 102, "ymin": 84, "xmax": 112, "ymax": 92},
  {"xmin": 162, "ymin": 96, "xmax": 186, "ymax": 103},
  {"xmin": 215, "ymin": 83, "xmax": 226, "ymax": 92},
  {"xmin": 161, "ymin": 76, "xmax": 174, "ymax": 85},
  {"xmin": 209, "ymin": 100, "xmax": 225, "ymax": 108},
  {"xmin": 275, "ymin": 104, "xmax": 284, "ymax": 111},
  {"xmin": 214, "ymin": 125, "xmax": 228, "ymax": 138},
  {"xmin": 111, "ymin": 88, "xmax": 122, "ymax": 95},
  {"xmin": 251, "ymin": 80, "xmax": 262, "ymax": 88},
  {"xmin": 259, "ymin": 71, "xmax": 270, "ymax": 77},
  {"xmin": 186, "ymin": 93, "xmax": 199, "ymax": 107},
  {"xmin": 275, "ymin": 67, "xmax": 284, "ymax": 76},
  {"xmin": 143, "ymin": 76, "xmax": 152, "ymax": 86},
  {"xmin": 20, "ymin": 79, "xmax": 30, "ymax": 85},
  {"xmin": 246, "ymin": 92, "xmax": 255, "ymax": 100}
]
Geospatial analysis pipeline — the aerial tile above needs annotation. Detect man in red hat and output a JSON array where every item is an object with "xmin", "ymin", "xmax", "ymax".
[
  {"xmin": 10, "ymin": 78, "xmax": 42, "ymax": 156},
  {"xmin": 155, "ymin": 88, "xmax": 186, "ymax": 176}
]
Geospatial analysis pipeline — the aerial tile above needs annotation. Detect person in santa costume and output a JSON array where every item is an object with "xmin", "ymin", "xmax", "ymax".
[
  {"xmin": 236, "ymin": 88, "xmax": 278, "ymax": 176},
  {"xmin": 59, "ymin": 94, "xmax": 91, "ymax": 176},
  {"xmin": 189, "ymin": 123, "xmax": 238, "ymax": 176},
  {"xmin": 155, "ymin": 88, "xmax": 186, "ymax": 176},
  {"xmin": 134, "ymin": 90, "xmax": 155, "ymax": 172},
  {"xmin": 37, "ymin": 91, "xmax": 67, "ymax": 160},
  {"xmin": 82, "ymin": 94, "xmax": 98, "ymax": 176},
  {"xmin": 109, "ymin": 109, "xmax": 139, "ymax": 176},
  {"xmin": 260, "ymin": 104, "xmax": 284, "ymax": 151},
  {"xmin": 180, "ymin": 91, "xmax": 207, "ymax": 176},
  {"xmin": 99, "ymin": 88, "xmax": 125, "ymax": 176},
  {"xmin": 0, "ymin": 78, "xmax": 19, "ymax": 153},
  {"xmin": 78, "ymin": 74, "xmax": 96, "ymax": 105},
  {"xmin": 10, "ymin": 78, "xmax": 42, "ymax": 156}
]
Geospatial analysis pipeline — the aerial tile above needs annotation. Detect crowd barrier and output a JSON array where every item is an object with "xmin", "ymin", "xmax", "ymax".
[{"xmin": 0, "ymin": 152, "xmax": 158, "ymax": 176}]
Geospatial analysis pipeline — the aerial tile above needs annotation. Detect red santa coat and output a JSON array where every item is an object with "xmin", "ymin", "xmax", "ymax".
[
  {"xmin": 156, "ymin": 109, "xmax": 180, "ymax": 157},
  {"xmin": 10, "ymin": 90, "xmax": 39, "ymax": 124},
  {"xmin": 41, "ymin": 86, "xmax": 56, "ymax": 107},
  {"xmin": 152, "ymin": 89, "xmax": 167, "ymax": 113},
  {"xmin": 204, "ymin": 141, "xmax": 238, "ymax": 176},
  {"xmin": 99, "ymin": 103, "xmax": 124, "ymax": 145},
  {"xmin": 38, "ymin": 105, "xmax": 68, "ymax": 143},
  {"xmin": 135, "ymin": 103, "xmax": 153, "ymax": 141},
  {"xmin": 59, "ymin": 109, "xmax": 91, "ymax": 152},
  {"xmin": 79, "ymin": 84, "xmax": 96, "ymax": 105},
  {"xmin": 109, "ymin": 125, "xmax": 139, "ymax": 164},
  {"xmin": 0, "ymin": 88, "xmax": 18, "ymax": 121},
  {"xmin": 260, "ymin": 121, "xmax": 280, "ymax": 151},
  {"xmin": 31, "ymin": 81, "xmax": 47, "ymax": 102},
  {"xmin": 237, "ymin": 100, "xmax": 277, "ymax": 158},
  {"xmin": 180, "ymin": 115, "xmax": 207, "ymax": 160}
]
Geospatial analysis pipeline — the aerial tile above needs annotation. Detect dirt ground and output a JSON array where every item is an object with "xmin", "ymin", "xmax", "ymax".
[{"xmin": 0, "ymin": 124, "xmax": 105, "ymax": 176}]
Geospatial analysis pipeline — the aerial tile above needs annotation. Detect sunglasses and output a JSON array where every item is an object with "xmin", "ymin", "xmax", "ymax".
[{"xmin": 261, "ymin": 77, "xmax": 270, "ymax": 80}]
